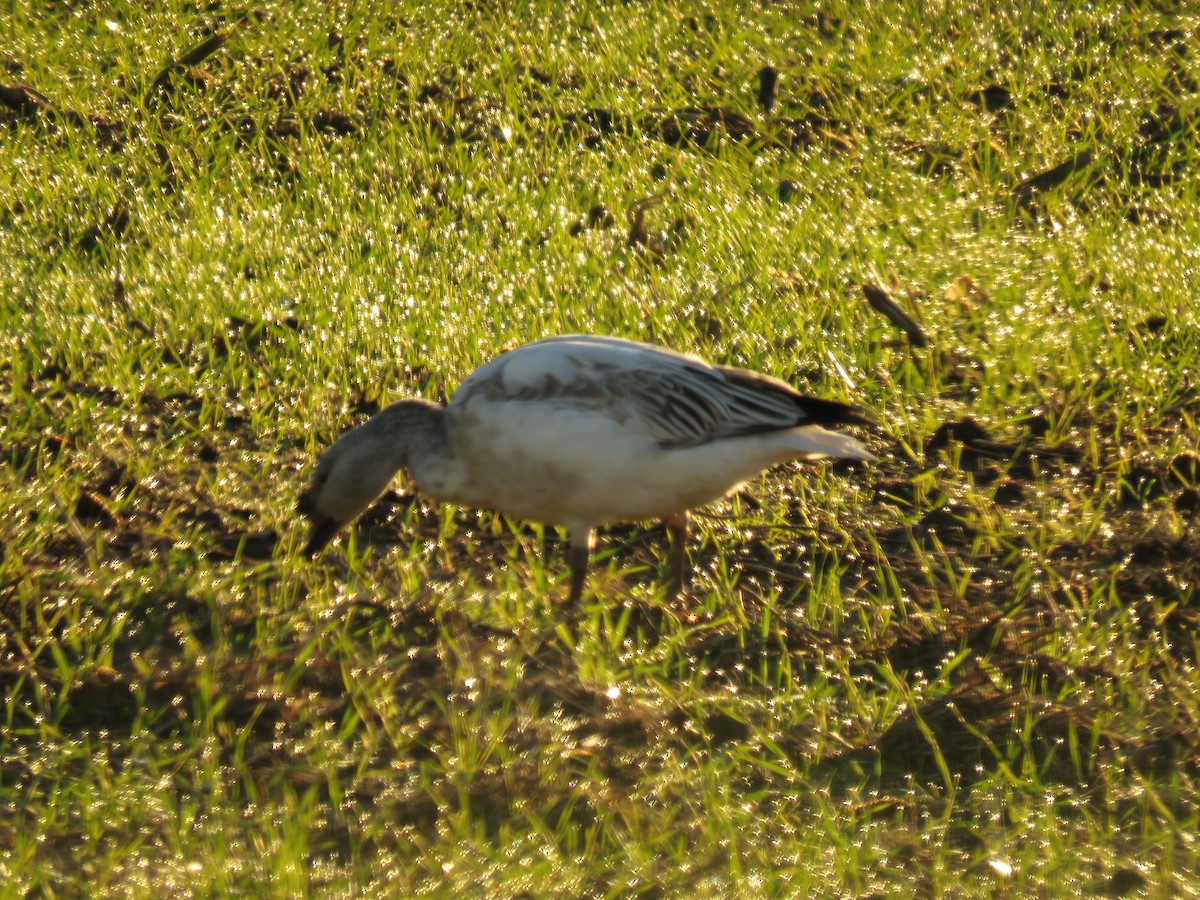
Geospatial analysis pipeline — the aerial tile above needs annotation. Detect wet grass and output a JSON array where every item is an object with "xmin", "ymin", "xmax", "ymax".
[{"xmin": 2, "ymin": 0, "xmax": 1199, "ymax": 894}]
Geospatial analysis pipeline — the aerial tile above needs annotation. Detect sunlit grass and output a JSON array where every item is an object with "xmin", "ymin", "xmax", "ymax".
[{"xmin": 2, "ymin": 0, "xmax": 1199, "ymax": 894}]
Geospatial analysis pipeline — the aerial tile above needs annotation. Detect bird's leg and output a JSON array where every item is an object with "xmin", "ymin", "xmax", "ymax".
[
  {"xmin": 564, "ymin": 524, "xmax": 594, "ymax": 606},
  {"xmin": 664, "ymin": 511, "xmax": 690, "ymax": 601},
  {"xmin": 566, "ymin": 544, "xmax": 589, "ymax": 606}
]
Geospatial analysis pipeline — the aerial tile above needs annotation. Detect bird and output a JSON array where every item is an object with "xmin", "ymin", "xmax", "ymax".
[{"xmin": 298, "ymin": 334, "xmax": 875, "ymax": 604}]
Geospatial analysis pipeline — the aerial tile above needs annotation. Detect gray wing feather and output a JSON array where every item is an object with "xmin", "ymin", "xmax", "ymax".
[
  {"xmin": 463, "ymin": 354, "xmax": 801, "ymax": 447},
  {"xmin": 616, "ymin": 365, "xmax": 802, "ymax": 447},
  {"xmin": 453, "ymin": 336, "xmax": 863, "ymax": 447}
]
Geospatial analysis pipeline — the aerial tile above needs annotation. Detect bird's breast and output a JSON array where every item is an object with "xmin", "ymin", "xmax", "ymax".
[{"xmin": 420, "ymin": 400, "xmax": 786, "ymax": 527}]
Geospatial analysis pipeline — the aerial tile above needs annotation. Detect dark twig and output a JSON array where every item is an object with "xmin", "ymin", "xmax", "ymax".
[
  {"xmin": 146, "ymin": 18, "xmax": 248, "ymax": 102},
  {"xmin": 862, "ymin": 283, "xmax": 929, "ymax": 348},
  {"xmin": 1013, "ymin": 150, "xmax": 1096, "ymax": 206}
]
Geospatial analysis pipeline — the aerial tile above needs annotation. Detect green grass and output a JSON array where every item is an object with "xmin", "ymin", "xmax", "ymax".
[{"xmin": 3, "ymin": 0, "xmax": 1199, "ymax": 894}]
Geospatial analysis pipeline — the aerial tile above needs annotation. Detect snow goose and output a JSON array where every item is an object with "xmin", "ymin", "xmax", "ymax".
[{"xmin": 298, "ymin": 334, "xmax": 875, "ymax": 604}]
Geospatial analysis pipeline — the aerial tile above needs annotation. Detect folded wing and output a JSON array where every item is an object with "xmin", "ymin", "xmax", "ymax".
[{"xmin": 453, "ymin": 335, "xmax": 872, "ymax": 449}]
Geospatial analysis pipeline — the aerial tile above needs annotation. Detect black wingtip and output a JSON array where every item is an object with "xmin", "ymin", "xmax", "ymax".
[
  {"xmin": 837, "ymin": 408, "xmax": 877, "ymax": 429},
  {"xmin": 799, "ymin": 397, "xmax": 876, "ymax": 429}
]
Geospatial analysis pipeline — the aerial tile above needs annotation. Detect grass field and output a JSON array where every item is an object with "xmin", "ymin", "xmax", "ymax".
[{"xmin": 2, "ymin": 0, "xmax": 1199, "ymax": 894}]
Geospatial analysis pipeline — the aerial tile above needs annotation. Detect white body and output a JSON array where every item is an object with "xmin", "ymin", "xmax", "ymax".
[
  {"xmin": 408, "ymin": 338, "xmax": 868, "ymax": 547},
  {"xmin": 301, "ymin": 334, "xmax": 875, "ymax": 560}
]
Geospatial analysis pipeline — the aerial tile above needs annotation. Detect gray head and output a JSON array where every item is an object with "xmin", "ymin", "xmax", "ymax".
[{"xmin": 297, "ymin": 399, "xmax": 444, "ymax": 556}]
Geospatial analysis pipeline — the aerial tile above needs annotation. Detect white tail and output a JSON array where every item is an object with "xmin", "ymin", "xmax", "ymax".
[{"xmin": 786, "ymin": 426, "xmax": 877, "ymax": 462}]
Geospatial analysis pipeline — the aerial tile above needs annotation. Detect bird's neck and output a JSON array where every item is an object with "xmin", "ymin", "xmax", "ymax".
[
  {"xmin": 364, "ymin": 399, "xmax": 445, "ymax": 469},
  {"xmin": 371, "ymin": 400, "xmax": 465, "ymax": 502}
]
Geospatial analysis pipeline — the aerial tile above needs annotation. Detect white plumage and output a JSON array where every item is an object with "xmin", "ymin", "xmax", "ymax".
[{"xmin": 299, "ymin": 335, "xmax": 875, "ymax": 603}]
